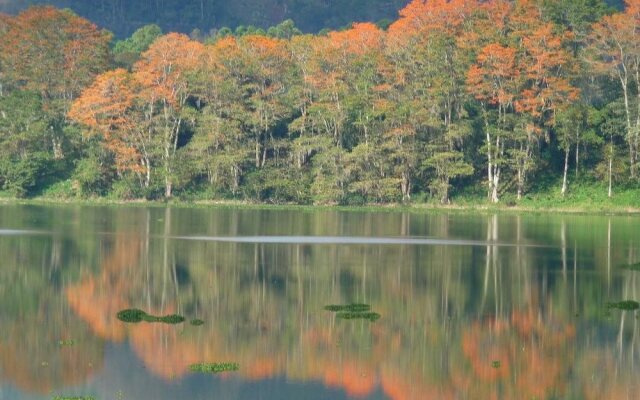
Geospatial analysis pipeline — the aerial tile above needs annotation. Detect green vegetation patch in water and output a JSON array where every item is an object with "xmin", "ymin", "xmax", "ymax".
[
  {"xmin": 336, "ymin": 311, "xmax": 381, "ymax": 322},
  {"xmin": 492, "ymin": 360, "xmax": 501, "ymax": 368},
  {"xmin": 117, "ymin": 308, "xmax": 185, "ymax": 324},
  {"xmin": 190, "ymin": 319, "xmax": 205, "ymax": 326},
  {"xmin": 606, "ymin": 301, "xmax": 640, "ymax": 311},
  {"xmin": 52, "ymin": 396, "xmax": 96, "ymax": 400},
  {"xmin": 189, "ymin": 362, "xmax": 240, "ymax": 373},
  {"xmin": 620, "ymin": 263, "xmax": 640, "ymax": 271},
  {"xmin": 57, "ymin": 339, "xmax": 75, "ymax": 347},
  {"xmin": 324, "ymin": 303, "xmax": 371, "ymax": 312}
]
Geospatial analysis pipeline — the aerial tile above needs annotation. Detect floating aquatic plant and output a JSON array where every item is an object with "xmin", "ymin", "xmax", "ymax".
[
  {"xmin": 58, "ymin": 339, "xmax": 75, "ymax": 347},
  {"xmin": 189, "ymin": 362, "xmax": 239, "ymax": 373},
  {"xmin": 324, "ymin": 303, "xmax": 371, "ymax": 312},
  {"xmin": 52, "ymin": 396, "xmax": 96, "ymax": 400},
  {"xmin": 606, "ymin": 301, "xmax": 640, "ymax": 311},
  {"xmin": 117, "ymin": 308, "xmax": 185, "ymax": 324},
  {"xmin": 117, "ymin": 308, "xmax": 146, "ymax": 323},
  {"xmin": 492, "ymin": 361, "xmax": 501, "ymax": 368},
  {"xmin": 190, "ymin": 319, "xmax": 205, "ymax": 326},
  {"xmin": 336, "ymin": 311, "xmax": 381, "ymax": 322}
]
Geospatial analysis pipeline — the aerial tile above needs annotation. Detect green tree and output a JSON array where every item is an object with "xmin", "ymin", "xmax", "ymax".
[
  {"xmin": 0, "ymin": 91, "xmax": 51, "ymax": 196},
  {"xmin": 113, "ymin": 24, "xmax": 162, "ymax": 69}
]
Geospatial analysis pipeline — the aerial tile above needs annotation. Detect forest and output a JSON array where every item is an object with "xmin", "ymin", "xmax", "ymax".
[{"xmin": 1, "ymin": 0, "xmax": 640, "ymax": 205}]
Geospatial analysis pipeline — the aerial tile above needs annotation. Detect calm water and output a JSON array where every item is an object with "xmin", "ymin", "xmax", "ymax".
[{"xmin": 0, "ymin": 205, "xmax": 639, "ymax": 400}]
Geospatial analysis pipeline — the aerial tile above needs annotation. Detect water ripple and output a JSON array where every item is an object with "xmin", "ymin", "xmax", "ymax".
[{"xmin": 171, "ymin": 235, "xmax": 547, "ymax": 247}]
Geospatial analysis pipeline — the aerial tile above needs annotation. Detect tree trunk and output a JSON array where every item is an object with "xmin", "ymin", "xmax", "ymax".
[
  {"xmin": 144, "ymin": 157, "xmax": 151, "ymax": 187},
  {"xmin": 620, "ymin": 76, "xmax": 635, "ymax": 178},
  {"xmin": 562, "ymin": 147, "xmax": 569, "ymax": 197},
  {"xmin": 490, "ymin": 135, "xmax": 501, "ymax": 203},
  {"xmin": 608, "ymin": 142, "xmax": 613, "ymax": 198},
  {"xmin": 164, "ymin": 140, "xmax": 172, "ymax": 198},
  {"xmin": 401, "ymin": 171, "xmax": 410, "ymax": 202},
  {"xmin": 517, "ymin": 170, "xmax": 523, "ymax": 201},
  {"xmin": 255, "ymin": 135, "xmax": 261, "ymax": 168},
  {"xmin": 575, "ymin": 140, "xmax": 579, "ymax": 178},
  {"xmin": 165, "ymin": 177, "xmax": 172, "ymax": 198},
  {"xmin": 491, "ymin": 169, "xmax": 500, "ymax": 203},
  {"xmin": 441, "ymin": 179, "xmax": 449, "ymax": 205},
  {"xmin": 485, "ymin": 118, "xmax": 494, "ymax": 201}
]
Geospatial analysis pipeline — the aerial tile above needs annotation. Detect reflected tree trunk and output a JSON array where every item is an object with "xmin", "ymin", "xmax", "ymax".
[{"xmin": 561, "ymin": 219, "xmax": 567, "ymax": 282}]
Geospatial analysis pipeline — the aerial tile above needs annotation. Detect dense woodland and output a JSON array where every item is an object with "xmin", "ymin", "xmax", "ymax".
[{"xmin": 1, "ymin": 0, "xmax": 640, "ymax": 204}]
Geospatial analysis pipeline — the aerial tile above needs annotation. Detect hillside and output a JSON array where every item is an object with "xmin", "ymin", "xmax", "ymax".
[{"xmin": 0, "ymin": 0, "xmax": 411, "ymax": 37}]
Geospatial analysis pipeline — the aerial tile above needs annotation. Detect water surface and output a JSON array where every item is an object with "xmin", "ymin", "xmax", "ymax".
[{"xmin": 0, "ymin": 205, "xmax": 639, "ymax": 399}]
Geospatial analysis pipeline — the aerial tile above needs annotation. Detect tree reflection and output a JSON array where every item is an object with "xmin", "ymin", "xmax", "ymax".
[{"xmin": 1, "ymin": 207, "xmax": 640, "ymax": 399}]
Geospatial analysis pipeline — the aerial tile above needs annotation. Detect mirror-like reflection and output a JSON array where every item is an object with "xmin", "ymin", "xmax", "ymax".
[{"xmin": 0, "ymin": 205, "xmax": 639, "ymax": 399}]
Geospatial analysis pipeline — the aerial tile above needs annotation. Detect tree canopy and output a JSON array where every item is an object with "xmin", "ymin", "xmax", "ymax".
[{"xmin": 0, "ymin": 0, "xmax": 639, "ymax": 205}]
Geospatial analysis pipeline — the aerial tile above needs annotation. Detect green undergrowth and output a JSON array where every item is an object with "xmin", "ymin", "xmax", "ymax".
[{"xmin": 2, "ymin": 180, "xmax": 639, "ymax": 214}]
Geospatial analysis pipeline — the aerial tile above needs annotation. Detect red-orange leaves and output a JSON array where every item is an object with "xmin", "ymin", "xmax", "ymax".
[
  {"xmin": 467, "ymin": 43, "xmax": 519, "ymax": 107},
  {"xmin": 0, "ymin": 6, "xmax": 111, "ymax": 99},
  {"xmin": 516, "ymin": 23, "xmax": 579, "ymax": 120},
  {"xmin": 327, "ymin": 22, "xmax": 384, "ymax": 56},
  {"xmin": 134, "ymin": 33, "xmax": 204, "ymax": 106},
  {"xmin": 389, "ymin": 0, "xmax": 477, "ymax": 38},
  {"xmin": 69, "ymin": 69, "xmax": 143, "ymax": 173},
  {"xmin": 69, "ymin": 69, "xmax": 134, "ymax": 131}
]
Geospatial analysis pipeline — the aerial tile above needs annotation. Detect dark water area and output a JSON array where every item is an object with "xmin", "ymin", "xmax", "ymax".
[{"xmin": 0, "ymin": 204, "xmax": 639, "ymax": 399}]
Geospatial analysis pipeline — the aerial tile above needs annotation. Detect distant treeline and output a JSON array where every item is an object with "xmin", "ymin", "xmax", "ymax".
[
  {"xmin": 0, "ymin": 0, "xmax": 640, "ymax": 204},
  {"xmin": 0, "ymin": 0, "xmax": 411, "ymax": 37}
]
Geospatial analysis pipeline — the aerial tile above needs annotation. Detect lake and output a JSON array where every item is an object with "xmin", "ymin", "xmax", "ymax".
[{"xmin": 0, "ymin": 204, "xmax": 639, "ymax": 400}]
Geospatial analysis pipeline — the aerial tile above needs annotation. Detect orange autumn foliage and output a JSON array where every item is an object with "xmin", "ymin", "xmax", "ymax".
[
  {"xmin": 389, "ymin": 0, "xmax": 478, "ymax": 38},
  {"xmin": 589, "ymin": 1, "xmax": 640, "ymax": 77},
  {"xmin": 327, "ymin": 22, "xmax": 384, "ymax": 56},
  {"xmin": 0, "ymin": 6, "xmax": 111, "ymax": 99},
  {"xmin": 467, "ymin": 43, "xmax": 519, "ymax": 107},
  {"xmin": 134, "ymin": 32, "xmax": 204, "ymax": 106},
  {"xmin": 69, "ymin": 69, "xmax": 144, "ymax": 173}
]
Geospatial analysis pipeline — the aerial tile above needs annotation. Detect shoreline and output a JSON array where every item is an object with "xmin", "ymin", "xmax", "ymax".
[{"xmin": 0, "ymin": 196, "xmax": 639, "ymax": 215}]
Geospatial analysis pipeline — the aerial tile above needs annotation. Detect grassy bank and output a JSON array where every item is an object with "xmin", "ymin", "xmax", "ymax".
[{"xmin": 0, "ymin": 181, "xmax": 638, "ymax": 215}]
